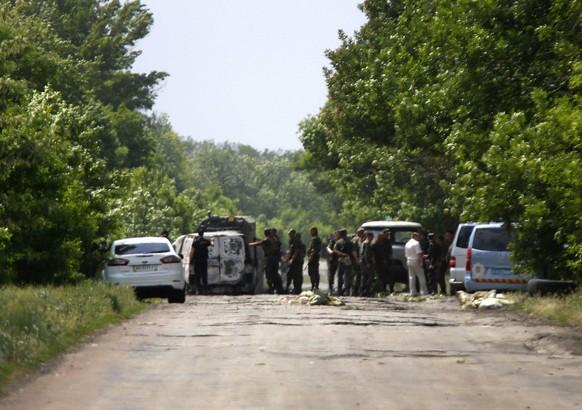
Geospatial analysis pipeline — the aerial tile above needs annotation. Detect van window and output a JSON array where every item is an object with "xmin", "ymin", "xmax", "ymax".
[
  {"xmin": 456, "ymin": 225, "xmax": 475, "ymax": 249},
  {"xmin": 472, "ymin": 228, "xmax": 512, "ymax": 251},
  {"xmin": 393, "ymin": 230, "xmax": 414, "ymax": 244}
]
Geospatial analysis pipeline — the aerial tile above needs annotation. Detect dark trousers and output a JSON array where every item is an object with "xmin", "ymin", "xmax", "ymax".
[
  {"xmin": 193, "ymin": 259, "xmax": 208, "ymax": 294},
  {"xmin": 360, "ymin": 263, "xmax": 374, "ymax": 297},
  {"xmin": 287, "ymin": 262, "xmax": 303, "ymax": 294},
  {"xmin": 375, "ymin": 263, "xmax": 394, "ymax": 293},
  {"xmin": 328, "ymin": 260, "xmax": 338, "ymax": 293},
  {"xmin": 308, "ymin": 257, "xmax": 320, "ymax": 290},
  {"xmin": 338, "ymin": 261, "xmax": 353, "ymax": 296},
  {"xmin": 353, "ymin": 264, "xmax": 362, "ymax": 296},
  {"xmin": 265, "ymin": 257, "xmax": 284, "ymax": 294}
]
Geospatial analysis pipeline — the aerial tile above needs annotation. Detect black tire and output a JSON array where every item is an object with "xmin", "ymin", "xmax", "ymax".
[
  {"xmin": 168, "ymin": 287, "xmax": 186, "ymax": 303},
  {"xmin": 449, "ymin": 283, "xmax": 465, "ymax": 296},
  {"xmin": 527, "ymin": 279, "xmax": 577, "ymax": 297}
]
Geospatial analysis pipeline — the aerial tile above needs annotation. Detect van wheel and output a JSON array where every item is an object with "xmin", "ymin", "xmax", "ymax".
[{"xmin": 527, "ymin": 279, "xmax": 577, "ymax": 297}]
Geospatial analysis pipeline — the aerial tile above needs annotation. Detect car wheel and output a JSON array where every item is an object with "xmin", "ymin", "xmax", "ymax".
[
  {"xmin": 527, "ymin": 279, "xmax": 577, "ymax": 297},
  {"xmin": 168, "ymin": 288, "xmax": 186, "ymax": 304}
]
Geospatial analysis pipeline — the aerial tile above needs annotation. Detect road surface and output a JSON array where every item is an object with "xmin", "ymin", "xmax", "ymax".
[{"xmin": 1, "ymin": 294, "xmax": 581, "ymax": 410}]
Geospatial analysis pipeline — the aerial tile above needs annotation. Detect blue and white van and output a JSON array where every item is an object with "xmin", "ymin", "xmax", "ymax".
[{"xmin": 464, "ymin": 223, "xmax": 533, "ymax": 292}]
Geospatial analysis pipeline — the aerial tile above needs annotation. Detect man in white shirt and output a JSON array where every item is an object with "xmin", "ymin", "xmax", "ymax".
[{"xmin": 405, "ymin": 231, "xmax": 428, "ymax": 296}]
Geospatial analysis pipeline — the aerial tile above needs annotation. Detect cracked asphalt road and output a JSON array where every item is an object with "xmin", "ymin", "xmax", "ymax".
[{"xmin": 1, "ymin": 294, "xmax": 581, "ymax": 410}]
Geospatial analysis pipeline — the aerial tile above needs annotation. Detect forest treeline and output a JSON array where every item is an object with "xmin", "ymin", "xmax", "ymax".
[{"xmin": 0, "ymin": 0, "xmax": 580, "ymax": 285}]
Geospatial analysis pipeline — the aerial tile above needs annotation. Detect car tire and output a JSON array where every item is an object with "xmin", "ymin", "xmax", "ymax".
[
  {"xmin": 168, "ymin": 288, "xmax": 186, "ymax": 304},
  {"xmin": 527, "ymin": 279, "xmax": 577, "ymax": 297}
]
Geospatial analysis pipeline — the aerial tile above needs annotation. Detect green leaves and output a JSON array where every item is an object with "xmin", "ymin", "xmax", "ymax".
[
  {"xmin": 300, "ymin": 0, "xmax": 582, "ymax": 279},
  {"xmin": 0, "ymin": 1, "xmax": 166, "ymax": 283}
]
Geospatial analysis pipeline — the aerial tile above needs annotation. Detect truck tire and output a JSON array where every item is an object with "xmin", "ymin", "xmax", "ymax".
[{"xmin": 527, "ymin": 279, "xmax": 577, "ymax": 297}]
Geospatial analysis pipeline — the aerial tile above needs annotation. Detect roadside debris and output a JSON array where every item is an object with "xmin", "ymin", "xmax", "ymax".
[
  {"xmin": 277, "ymin": 290, "xmax": 345, "ymax": 306},
  {"xmin": 456, "ymin": 289, "xmax": 515, "ymax": 309}
]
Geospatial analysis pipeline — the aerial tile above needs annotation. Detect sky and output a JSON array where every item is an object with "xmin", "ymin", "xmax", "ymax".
[{"xmin": 131, "ymin": 1, "xmax": 367, "ymax": 152}]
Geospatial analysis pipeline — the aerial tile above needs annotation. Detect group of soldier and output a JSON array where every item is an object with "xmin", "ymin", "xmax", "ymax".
[
  {"xmin": 251, "ymin": 224, "xmax": 454, "ymax": 297},
  {"xmin": 326, "ymin": 228, "xmax": 394, "ymax": 297},
  {"xmin": 251, "ymin": 226, "xmax": 404, "ymax": 297}
]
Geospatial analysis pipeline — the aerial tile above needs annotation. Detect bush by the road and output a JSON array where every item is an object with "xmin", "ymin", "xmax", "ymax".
[
  {"xmin": 0, "ymin": 281, "xmax": 149, "ymax": 388},
  {"xmin": 512, "ymin": 287, "xmax": 582, "ymax": 326}
]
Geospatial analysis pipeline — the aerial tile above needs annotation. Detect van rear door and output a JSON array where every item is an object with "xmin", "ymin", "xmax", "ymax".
[{"xmin": 207, "ymin": 235, "xmax": 246, "ymax": 285}]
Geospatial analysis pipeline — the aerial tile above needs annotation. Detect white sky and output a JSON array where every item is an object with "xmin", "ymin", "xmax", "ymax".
[{"xmin": 132, "ymin": 1, "xmax": 367, "ymax": 151}]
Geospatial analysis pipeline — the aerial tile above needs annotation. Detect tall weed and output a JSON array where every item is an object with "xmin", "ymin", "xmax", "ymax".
[
  {"xmin": 0, "ymin": 281, "xmax": 147, "ymax": 386},
  {"xmin": 512, "ymin": 288, "xmax": 582, "ymax": 326}
]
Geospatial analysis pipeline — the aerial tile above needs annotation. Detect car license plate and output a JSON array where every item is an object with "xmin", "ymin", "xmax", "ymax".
[{"xmin": 133, "ymin": 264, "xmax": 159, "ymax": 272}]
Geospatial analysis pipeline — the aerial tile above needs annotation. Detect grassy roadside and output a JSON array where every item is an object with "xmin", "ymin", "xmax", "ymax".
[
  {"xmin": 511, "ymin": 288, "xmax": 582, "ymax": 326},
  {"xmin": 0, "ymin": 281, "xmax": 151, "ymax": 390}
]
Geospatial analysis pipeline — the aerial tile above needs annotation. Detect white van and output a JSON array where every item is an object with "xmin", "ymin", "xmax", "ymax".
[
  {"xmin": 448, "ymin": 223, "xmax": 479, "ymax": 294},
  {"xmin": 465, "ymin": 223, "xmax": 533, "ymax": 292},
  {"xmin": 360, "ymin": 220, "xmax": 423, "ymax": 285}
]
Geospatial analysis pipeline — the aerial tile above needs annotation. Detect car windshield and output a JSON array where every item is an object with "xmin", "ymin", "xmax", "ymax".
[
  {"xmin": 472, "ymin": 228, "xmax": 513, "ymax": 251},
  {"xmin": 115, "ymin": 242, "xmax": 171, "ymax": 255}
]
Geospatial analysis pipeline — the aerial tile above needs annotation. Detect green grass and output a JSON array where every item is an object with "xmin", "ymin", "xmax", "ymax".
[
  {"xmin": 511, "ymin": 288, "xmax": 582, "ymax": 326},
  {"xmin": 0, "ymin": 281, "xmax": 150, "ymax": 389}
]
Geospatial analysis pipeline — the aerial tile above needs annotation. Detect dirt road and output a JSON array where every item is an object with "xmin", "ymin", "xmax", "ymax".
[{"xmin": 1, "ymin": 294, "xmax": 581, "ymax": 410}]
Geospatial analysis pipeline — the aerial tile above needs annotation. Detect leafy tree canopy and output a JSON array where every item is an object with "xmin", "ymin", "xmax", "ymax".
[{"xmin": 300, "ymin": 0, "xmax": 582, "ymax": 279}]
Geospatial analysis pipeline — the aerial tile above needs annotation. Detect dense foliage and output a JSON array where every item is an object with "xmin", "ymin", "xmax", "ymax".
[
  {"xmin": 300, "ymin": 0, "xmax": 582, "ymax": 281},
  {"xmin": 1, "ymin": 0, "xmax": 580, "ymax": 284},
  {"xmin": 0, "ymin": 1, "xmax": 341, "ymax": 284}
]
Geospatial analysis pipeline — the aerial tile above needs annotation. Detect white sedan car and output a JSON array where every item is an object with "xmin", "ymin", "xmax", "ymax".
[{"xmin": 100, "ymin": 236, "xmax": 186, "ymax": 303}]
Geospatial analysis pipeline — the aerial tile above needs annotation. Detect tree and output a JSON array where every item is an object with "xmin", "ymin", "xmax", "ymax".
[
  {"xmin": 0, "ymin": 88, "xmax": 110, "ymax": 283},
  {"xmin": 458, "ymin": 91, "xmax": 582, "ymax": 281},
  {"xmin": 300, "ymin": 0, "xmax": 582, "ymax": 277}
]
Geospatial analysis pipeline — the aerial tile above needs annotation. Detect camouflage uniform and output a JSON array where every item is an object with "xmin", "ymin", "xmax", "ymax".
[
  {"xmin": 360, "ymin": 233, "xmax": 374, "ymax": 297},
  {"xmin": 334, "ymin": 230, "xmax": 355, "ymax": 296},
  {"xmin": 307, "ymin": 229, "xmax": 322, "ymax": 290},
  {"xmin": 371, "ymin": 233, "xmax": 393, "ymax": 293},
  {"xmin": 264, "ymin": 234, "xmax": 284, "ymax": 294},
  {"xmin": 326, "ymin": 235, "xmax": 339, "ymax": 294},
  {"xmin": 351, "ymin": 229, "xmax": 365, "ymax": 296},
  {"xmin": 251, "ymin": 229, "xmax": 283, "ymax": 294},
  {"xmin": 286, "ymin": 230, "xmax": 304, "ymax": 294}
]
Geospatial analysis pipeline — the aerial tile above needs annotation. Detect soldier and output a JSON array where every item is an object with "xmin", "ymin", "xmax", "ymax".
[
  {"xmin": 434, "ymin": 233, "xmax": 447, "ymax": 295},
  {"xmin": 360, "ymin": 231, "xmax": 375, "ymax": 297},
  {"xmin": 371, "ymin": 230, "xmax": 393, "ymax": 294},
  {"xmin": 383, "ymin": 229, "xmax": 394, "ymax": 293},
  {"xmin": 286, "ymin": 229, "xmax": 304, "ymax": 294},
  {"xmin": 307, "ymin": 226, "xmax": 322, "ymax": 290},
  {"xmin": 250, "ymin": 228, "xmax": 284, "ymax": 294},
  {"xmin": 333, "ymin": 229, "xmax": 357, "ymax": 296},
  {"xmin": 426, "ymin": 233, "xmax": 441, "ymax": 294},
  {"xmin": 351, "ymin": 228, "xmax": 366, "ymax": 296},
  {"xmin": 190, "ymin": 229, "xmax": 212, "ymax": 295},
  {"xmin": 326, "ymin": 233, "xmax": 339, "ymax": 295}
]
